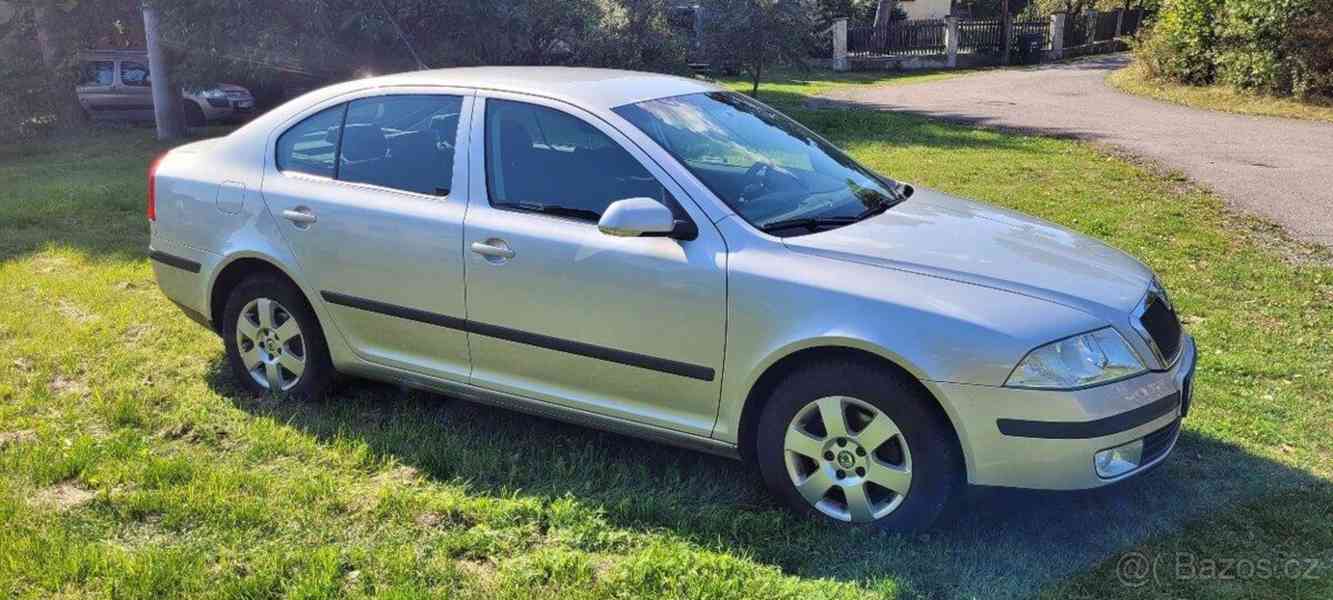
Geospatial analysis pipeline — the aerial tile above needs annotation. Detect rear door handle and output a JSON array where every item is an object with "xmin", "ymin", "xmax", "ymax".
[
  {"xmin": 470, "ymin": 240, "xmax": 515, "ymax": 260},
  {"xmin": 282, "ymin": 208, "xmax": 317, "ymax": 225}
]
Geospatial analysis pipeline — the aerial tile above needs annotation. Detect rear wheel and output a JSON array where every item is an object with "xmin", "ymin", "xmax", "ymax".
[
  {"xmin": 183, "ymin": 100, "xmax": 206, "ymax": 128},
  {"xmin": 222, "ymin": 276, "xmax": 333, "ymax": 400},
  {"xmin": 756, "ymin": 359, "xmax": 962, "ymax": 531}
]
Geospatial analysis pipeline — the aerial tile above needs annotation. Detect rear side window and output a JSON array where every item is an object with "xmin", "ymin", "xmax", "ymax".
[
  {"xmin": 485, "ymin": 99, "xmax": 670, "ymax": 222},
  {"xmin": 276, "ymin": 105, "xmax": 346, "ymax": 179},
  {"xmin": 79, "ymin": 61, "xmax": 114, "ymax": 86},
  {"xmin": 121, "ymin": 61, "xmax": 150, "ymax": 87},
  {"xmin": 338, "ymin": 95, "xmax": 462, "ymax": 196}
]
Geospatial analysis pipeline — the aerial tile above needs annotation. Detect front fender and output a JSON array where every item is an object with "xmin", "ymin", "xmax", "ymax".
[{"xmin": 712, "ymin": 219, "xmax": 1105, "ymax": 449}]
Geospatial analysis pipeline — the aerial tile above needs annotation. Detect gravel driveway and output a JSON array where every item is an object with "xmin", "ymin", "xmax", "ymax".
[{"xmin": 819, "ymin": 54, "xmax": 1333, "ymax": 247}]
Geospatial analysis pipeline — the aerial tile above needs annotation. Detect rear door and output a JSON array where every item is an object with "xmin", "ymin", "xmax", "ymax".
[
  {"xmin": 262, "ymin": 90, "xmax": 476, "ymax": 382},
  {"xmin": 460, "ymin": 93, "xmax": 728, "ymax": 437},
  {"xmin": 116, "ymin": 60, "xmax": 155, "ymax": 121}
]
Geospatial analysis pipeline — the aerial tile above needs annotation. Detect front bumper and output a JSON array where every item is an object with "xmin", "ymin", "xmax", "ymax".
[
  {"xmin": 938, "ymin": 334, "xmax": 1196, "ymax": 490},
  {"xmin": 197, "ymin": 98, "xmax": 254, "ymax": 121}
]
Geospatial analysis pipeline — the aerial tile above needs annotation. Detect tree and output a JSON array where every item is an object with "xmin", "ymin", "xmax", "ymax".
[
  {"xmin": 27, "ymin": 1, "xmax": 90, "ymax": 130},
  {"xmin": 700, "ymin": 0, "xmax": 820, "ymax": 96},
  {"xmin": 141, "ymin": 1, "xmax": 184, "ymax": 140},
  {"xmin": 872, "ymin": 0, "xmax": 896, "ymax": 26},
  {"xmin": 817, "ymin": 0, "xmax": 878, "ymax": 22}
]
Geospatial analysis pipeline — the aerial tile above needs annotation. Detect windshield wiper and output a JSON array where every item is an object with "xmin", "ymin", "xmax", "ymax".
[
  {"xmin": 759, "ymin": 201, "xmax": 896, "ymax": 234},
  {"xmin": 760, "ymin": 215, "xmax": 859, "ymax": 233}
]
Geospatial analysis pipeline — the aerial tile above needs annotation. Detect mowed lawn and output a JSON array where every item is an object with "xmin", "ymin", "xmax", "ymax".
[{"xmin": 2, "ymin": 72, "xmax": 1332, "ymax": 599}]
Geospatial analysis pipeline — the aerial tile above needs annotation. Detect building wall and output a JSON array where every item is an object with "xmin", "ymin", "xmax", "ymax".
[{"xmin": 898, "ymin": 0, "xmax": 953, "ymax": 20}]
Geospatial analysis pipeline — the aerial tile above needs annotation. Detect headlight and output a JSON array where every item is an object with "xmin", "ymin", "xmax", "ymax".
[{"xmin": 1005, "ymin": 328, "xmax": 1146, "ymax": 389}]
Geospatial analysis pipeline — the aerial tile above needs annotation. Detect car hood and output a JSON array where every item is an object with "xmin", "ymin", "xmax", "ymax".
[{"xmin": 781, "ymin": 187, "xmax": 1153, "ymax": 316}]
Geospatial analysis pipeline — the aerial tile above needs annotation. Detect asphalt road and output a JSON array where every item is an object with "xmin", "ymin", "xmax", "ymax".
[{"xmin": 818, "ymin": 54, "xmax": 1333, "ymax": 248}]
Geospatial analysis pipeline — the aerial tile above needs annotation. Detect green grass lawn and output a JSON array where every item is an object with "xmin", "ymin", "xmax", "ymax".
[
  {"xmin": 2, "ymin": 74, "xmax": 1331, "ymax": 599},
  {"xmin": 1107, "ymin": 61, "xmax": 1333, "ymax": 124}
]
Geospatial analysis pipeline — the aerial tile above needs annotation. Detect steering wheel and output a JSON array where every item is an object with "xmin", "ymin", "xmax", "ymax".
[{"xmin": 740, "ymin": 162, "xmax": 773, "ymax": 203}]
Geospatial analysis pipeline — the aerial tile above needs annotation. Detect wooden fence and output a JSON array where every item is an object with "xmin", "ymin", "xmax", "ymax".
[
  {"xmin": 848, "ymin": 17, "xmax": 1051, "ymax": 57},
  {"xmin": 847, "ymin": 19, "xmax": 947, "ymax": 58},
  {"xmin": 1065, "ymin": 9, "xmax": 1145, "ymax": 47},
  {"xmin": 832, "ymin": 10, "xmax": 1146, "ymax": 70}
]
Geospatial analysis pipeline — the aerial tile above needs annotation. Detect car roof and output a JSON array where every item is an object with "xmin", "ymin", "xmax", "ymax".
[{"xmin": 361, "ymin": 66, "xmax": 724, "ymax": 110}]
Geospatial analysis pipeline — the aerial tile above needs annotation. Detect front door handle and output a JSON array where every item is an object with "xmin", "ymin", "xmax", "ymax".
[
  {"xmin": 282, "ymin": 208, "xmax": 318, "ymax": 226},
  {"xmin": 470, "ymin": 240, "xmax": 516, "ymax": 261}
]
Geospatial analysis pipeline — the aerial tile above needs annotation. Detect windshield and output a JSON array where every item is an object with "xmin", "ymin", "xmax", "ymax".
[{"xmin": 614, "ymin": 92, "xmax": 902, "ymax": 235}]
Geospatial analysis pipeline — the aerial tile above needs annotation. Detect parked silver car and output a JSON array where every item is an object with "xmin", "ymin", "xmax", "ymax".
[
  {"xmin": 78, "ymin": 50, "xmax": 256, "ymax": 126},
  {"xmin": 148, "ymin": 67, "xmax": 1196, "ymax": 530}
]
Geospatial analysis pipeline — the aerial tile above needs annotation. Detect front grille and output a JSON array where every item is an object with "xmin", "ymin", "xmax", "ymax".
[
  {"xmin": 1139, "ymin": 294, "xmax": 1182, "ymax": 363},
  {"xmin": 1140, "ymin": 417, "xmax": 1180, "ymax": 464}
]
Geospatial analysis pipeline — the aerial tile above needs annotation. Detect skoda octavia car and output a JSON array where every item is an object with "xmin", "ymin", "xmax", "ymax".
[{"xmin": 149, "ymin": 67, "xmax": 1196, "ymax": 530}]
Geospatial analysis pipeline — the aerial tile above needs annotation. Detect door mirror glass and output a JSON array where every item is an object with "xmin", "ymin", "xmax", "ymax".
[{"xmin": 598, "ymin": 197, "xmax": 678, "ymax": 238}]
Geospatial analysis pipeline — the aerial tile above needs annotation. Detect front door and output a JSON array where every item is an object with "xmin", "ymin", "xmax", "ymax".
[
  {"xmin": 262, "ymin": 91, "xmax": 475, "ymax": 382},
  {"xmin": 461, "ymin": 94, "xmax": 727, "ymax": 437}
]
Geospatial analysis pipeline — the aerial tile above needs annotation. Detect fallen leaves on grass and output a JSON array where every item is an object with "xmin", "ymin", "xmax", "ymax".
[
  {"xmin": 49, "ymin": 373, "xmax": 90, "ymax": 397},
  {"xmin": 56, "ymin": 299, "xmax": 99, "ymax": 324},
  {"xmin": 122, "ymin": 323, "xmax": 153, "ymax": 344},
  {"xmin": 31, "ymin": 481, "xmax": 95, "ymax": 511},
  {"xmin": 0, "ymin": 429, "xmax": 36, "ymax": 449}
]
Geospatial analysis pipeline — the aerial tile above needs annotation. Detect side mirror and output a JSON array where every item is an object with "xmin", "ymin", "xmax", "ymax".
[{"xmin": 598, "ymin": 197, "xmax": 695, "ymax": 240}]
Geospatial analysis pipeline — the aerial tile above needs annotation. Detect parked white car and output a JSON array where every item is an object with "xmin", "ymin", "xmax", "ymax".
[
  {"xmin": 77, "ymin": 50, "xmax": 256, "ymax": 126},
  {"xmin": 148, "ymin": 67, "xmax": 1195, "ymax": 530}
]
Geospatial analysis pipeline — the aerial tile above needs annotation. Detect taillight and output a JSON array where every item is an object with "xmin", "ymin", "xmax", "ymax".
[{"xmin": 147, "ymin": 154, "xmax": 165, "ymax": 222}]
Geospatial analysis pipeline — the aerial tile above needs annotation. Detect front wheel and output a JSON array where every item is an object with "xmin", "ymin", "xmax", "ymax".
[
  {"xmin": 755, "ymin": 359, "xmax": 962, "ymax": 531},
  {"xmin": 221, "ymin": 276, "xmax": 333, "ymax": 400}
]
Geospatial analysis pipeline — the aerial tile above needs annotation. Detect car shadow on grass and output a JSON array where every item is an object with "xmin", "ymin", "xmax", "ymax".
[{"xmin": 207, "ymin": 362, "xmax": 1322, "ymax": 599}]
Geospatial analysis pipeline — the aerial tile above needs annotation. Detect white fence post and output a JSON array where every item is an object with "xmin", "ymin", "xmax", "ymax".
[
  {"xmin": 944, "ymin": 16, "xmax": 959, "ymax": 68},
  {"xmin": 1049, "ymin": 13, "xmax": 1066, "ymax": 60},
  {"xmin": 832, "ymin": 18, "xmax": 849, "ymax": 72}
]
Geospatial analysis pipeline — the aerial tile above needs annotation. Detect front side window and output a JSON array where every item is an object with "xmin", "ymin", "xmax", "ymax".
[
  {"xmin": 121, "ymin": 61, "xmax": 150, "ymax": 87},
  {"xmin": 80, "ymin": 61, "xmax": 114, "ymax": 86},
  {"xmin": 276, "ymin": 105, "xmax": 346, "ymax": 179},
  {"xmin": 485, "ymin": 98, "xmax": 672, "ymax": 222},
  {"xmin": 615, "ymin": 92, "xmax": 902, "ymax": 235},
  {"xmin": 338, "ymin": 95, "xmax": 462, "ymax": 196}
]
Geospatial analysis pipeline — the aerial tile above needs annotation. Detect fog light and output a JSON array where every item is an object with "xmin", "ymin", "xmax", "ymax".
[{"xmin": 1095, "ymin": 439, "xmax": 1144, "ymax": 478}]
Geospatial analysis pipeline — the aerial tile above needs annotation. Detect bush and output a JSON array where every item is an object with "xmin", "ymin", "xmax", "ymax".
[
  {"xmin": 1282, "ymin": 0, "xmax": 1333, "ymax": 97},
  {"xmin": 1215, "ymin": 0, "xmax": 1305, "ymax": 93},
  {"xmin": 1135, "ymin": 0, "xmax": 1223, "ymax": 85},
  {"xmin": 1134, "ymin": 0, "xmax": 1333, "ymax": 99}
]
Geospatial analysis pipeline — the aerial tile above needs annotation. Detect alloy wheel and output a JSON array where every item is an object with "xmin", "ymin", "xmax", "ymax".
[
  {"xmin": 235, "ymin": 297, "xmax": 306, "ymax": 392},
  {"xmin": 783, "ymin": 395, "xmax": 912, "ymax": 522}
]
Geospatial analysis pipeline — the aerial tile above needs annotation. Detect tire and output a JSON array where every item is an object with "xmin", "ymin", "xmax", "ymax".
[
  {"xmin": 755, "ymin": 359, "xmax": 962, "ymax": 531},
  {"xmin": 183, "ymin": 101, "xmax": 206, "ymax": 128},
  {"xmin": 221, "ymin": 275, "xmax": 334, "ymax": 401}
]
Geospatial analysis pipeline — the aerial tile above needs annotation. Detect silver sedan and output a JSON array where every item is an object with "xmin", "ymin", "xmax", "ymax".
[{"xmin": 148, "ymin": 67, "xmax": 1196, "ymax": 530}]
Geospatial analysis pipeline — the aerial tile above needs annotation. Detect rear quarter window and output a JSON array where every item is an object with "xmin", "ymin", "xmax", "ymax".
[{"xmin": 276, "ymin": 105, "xmax": 346, "ymax": 179}]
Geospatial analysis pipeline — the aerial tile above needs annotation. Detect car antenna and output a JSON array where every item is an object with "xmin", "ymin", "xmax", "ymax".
[{"xmin": 376, "ymin": 0, "xmax": 429, "ymax": 70}]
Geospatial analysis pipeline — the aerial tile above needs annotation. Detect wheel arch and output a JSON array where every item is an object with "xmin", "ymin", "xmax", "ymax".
[
  {"xmin": 208, "ymin": 255, "xmax": 310, "ymax": 333},
  {"xmin": 734, "ymin": 344, "xmax": 969, "ymax": 479}
]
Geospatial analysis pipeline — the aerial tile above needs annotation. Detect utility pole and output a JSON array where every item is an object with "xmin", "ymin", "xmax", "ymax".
[
  {"xmin": 1001, "ymin": 0, "xmax": 1011, "ymax": 65},
  {"xmin": 142, "ymin": 1, "xmax": 186, "ymax": 140}
]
